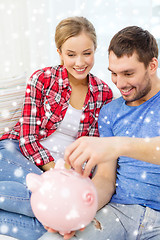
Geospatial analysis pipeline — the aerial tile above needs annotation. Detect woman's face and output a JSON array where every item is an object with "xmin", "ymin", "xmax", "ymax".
[{"xmin": 58, "ymin": 32, "xmax": 95, "ymax": 83}]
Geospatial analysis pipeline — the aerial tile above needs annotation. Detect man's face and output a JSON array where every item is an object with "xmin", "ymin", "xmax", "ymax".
[{"xmin": 108, "ymin": 51, "xmax": 152, "ymax": 106}]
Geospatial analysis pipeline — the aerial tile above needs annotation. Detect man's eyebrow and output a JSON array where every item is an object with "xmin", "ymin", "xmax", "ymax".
[{"xmin": 108, "ymin": 67, "xmax": 135, "ymax": 73}]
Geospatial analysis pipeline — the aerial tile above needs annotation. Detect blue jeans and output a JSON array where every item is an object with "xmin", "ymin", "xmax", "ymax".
[
  {"xmin": 39, "ymin": 200, "xmax": 160, "ymax": 239},
  {"xmin": 0, "ymin": 139, "xmax": 46, "ymax": 240}
]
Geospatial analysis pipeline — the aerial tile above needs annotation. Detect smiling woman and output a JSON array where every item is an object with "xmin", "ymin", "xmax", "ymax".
[{"xmin": 0, "ymin": 16, "xmax": 112, "ymax": 240}]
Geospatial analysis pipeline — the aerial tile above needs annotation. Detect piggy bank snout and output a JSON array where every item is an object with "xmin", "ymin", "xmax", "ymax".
[{"xmin": 82, "ymin": 190, "xmax": 95, "ymax": 206}]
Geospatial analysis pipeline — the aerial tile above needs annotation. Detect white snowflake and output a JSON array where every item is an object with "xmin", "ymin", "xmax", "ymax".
[
  {"xmin": 133, "ymin": 230, "xmax": 138, "ymax": 236},
  {"xmin": 102, "ymin": 207, "xmax": 108, "ymax": 214},
  {"xmin": 14, "ymin": 168, "xmax": 24, "ymax": 178},
  {"xmin": 4, "ymin": 141, "xmax": 15, "ymax": 153},
  {"xmin": 141, "ymin": 172, "xmax": 146, "ymax": 179},
  {"xmin": 45, "ymin": 69, "xmax": 51, "ymax": 76},
  {"xmin": 145, "ymin": 117, "xmax": 150, "ymax": 123},
  {"xmin": 81, "ymin": 114, "xmax": 85, "ymax": 121},
  {"xmin": 37, "ymin": 120, "xmax": 41, "ymax": 125},
  {"xmin": 40, "ymin": 130, "xmax": 45, "ymax": 135},
  {"xmin": 0, "ymin": 224, "xmax": 9, "ymax": 234},
  {"xmin": 4, "ymin": 127, "xmax": 9, "ymax": 132},
  {"xmin": 32, "ymin": 107, "xmax": 37, "ymax": 114},
  {"xmin": 45, "ymin": 111, "xmax": 51, "ymax": 118},
  {"xmin": 12, "ymin": 101, "xmax": 17, "ymax": 107},
  {"xmin": 0, "ymin": 197, "xmax": 5, "ymax": 202},
  {"xmin": 68, "ymin": 108, "xmax": 73, "ymax": 114},
  {"xmin": 124, "ymin": 119, "xmax": 128, "ymax": 124},
  {"xmin": 52, "ymin": 146, "xmax": 58, "ymax": 151},
  {"xmin": 148, "ymin": 225, "xmax": 153, "ymax": 231},
  {"xmin": 144, "ymin": 137, "xmax": 150, "ymax": 142},
  {"xmin": 37, "ymin": 202, "xmax": 48, "ymax": 211},
  {"xmin": 19, "ymin": 117, "xmax": 23, "ymax": 123},
  {"xmin": 1, "ymin": 109, "xmax": 10, "ymax": 119},
  {"xmin": 66, "ymin": 208, "xmax": 80, "ymax": 220},
  {"xmin": 12, "ymin": 227, "xmax": 18, "ymax": 233},
  {"xmin": 36, "ymin": 159, "xmax": 41, "ymax": 164},
  {"xmin": 26, "ymin": 88, "xmax": 30, "ymax": 94},
  {"xmin": 60, "ymin": 188, "xmax": 70, "ymax": 198}
]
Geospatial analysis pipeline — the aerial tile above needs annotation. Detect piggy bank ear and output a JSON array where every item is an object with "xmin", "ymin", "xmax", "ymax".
[
  {"xmin": 26, "ymin": 173, "xmax": 41, "ymax": 192},
  {"xmin": 82, "ymin": 191, "xmax": 94, "ymax": 206}
]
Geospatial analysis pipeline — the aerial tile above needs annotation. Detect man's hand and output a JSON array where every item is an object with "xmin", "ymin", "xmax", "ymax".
[{"xmin": 64, "ymin": 136, "xmax": 120, "ymax": 177}]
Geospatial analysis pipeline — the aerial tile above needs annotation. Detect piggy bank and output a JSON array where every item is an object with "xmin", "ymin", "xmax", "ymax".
[{"xmin": 26, "ymin": 159, "xmax": 98, "ymax": 235}]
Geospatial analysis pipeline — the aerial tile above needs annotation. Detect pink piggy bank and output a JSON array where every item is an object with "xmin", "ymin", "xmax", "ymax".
[{"xmin": 26, "ymin": 159, "xmax": 98, "ymax": 235}]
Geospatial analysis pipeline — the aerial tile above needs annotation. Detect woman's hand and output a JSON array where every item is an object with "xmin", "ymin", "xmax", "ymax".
[
  {"xmin": 44, "ymin": 226, "xmax": 85, "ymax": 239},
  {"xmin": 41, "ymin": 161, "xmax": 55, "ymax": 171}
]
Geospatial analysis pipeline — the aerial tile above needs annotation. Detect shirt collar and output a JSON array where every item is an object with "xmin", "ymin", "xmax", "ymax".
[{"xmin": 59, "ymin": 65, "xmax": 98, "ymax": 95}]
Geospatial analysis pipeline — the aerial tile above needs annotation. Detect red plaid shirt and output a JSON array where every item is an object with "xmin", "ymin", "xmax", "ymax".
[{"xmin": 1, "ymin": 65, "xmax": 112, "ymax": 166}]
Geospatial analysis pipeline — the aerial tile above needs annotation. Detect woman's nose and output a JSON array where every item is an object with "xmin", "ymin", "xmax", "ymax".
[{"xmin": 75, "ymin": 56, "xmax": 84, "ymax": 66}]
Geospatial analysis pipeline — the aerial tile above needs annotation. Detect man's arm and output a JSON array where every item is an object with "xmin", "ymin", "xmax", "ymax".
[
  {"xmin": 92, "ymin": 161, "xmax": 117, "ymax": 210},
  {"xmin": 64, "ymin": 136, "xmax": 160, "ymax": 177},
  {"xmin": 118, "ymin": 136, "xmax": 160, "ymax": 164}
]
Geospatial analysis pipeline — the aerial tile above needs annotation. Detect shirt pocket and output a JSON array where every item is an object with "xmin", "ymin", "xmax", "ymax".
[{"xmin": 41, "ymin": 95, "xmax": 62, "ymax": 128}]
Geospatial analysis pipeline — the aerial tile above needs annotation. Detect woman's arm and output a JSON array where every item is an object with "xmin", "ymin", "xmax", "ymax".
[{"xmin": 19, "ymin": 69, "xmax": 54, "ymax": 166}]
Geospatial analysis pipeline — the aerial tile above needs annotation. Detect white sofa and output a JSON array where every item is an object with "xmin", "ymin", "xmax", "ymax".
[{"xmin": 0, "ymin": 75, "xmax": 26, "ymax": 137}]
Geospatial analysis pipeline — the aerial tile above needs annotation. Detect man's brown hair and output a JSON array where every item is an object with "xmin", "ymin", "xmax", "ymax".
[{"xmin": 108, "ymin": 26, "xmax": 158, "ymax": 68}]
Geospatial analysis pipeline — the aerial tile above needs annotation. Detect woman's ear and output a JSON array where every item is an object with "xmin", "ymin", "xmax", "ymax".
[
  {"xmin": 57, "ymin": 48, "xmax": 61, "ymax": 56},
  {"xmin": 57, "ymin": 48, "xmax": 64, "ymax": 65},
  {"xmin": 149, "ymin": 57, "xmax": 158, "ymax": 74}
]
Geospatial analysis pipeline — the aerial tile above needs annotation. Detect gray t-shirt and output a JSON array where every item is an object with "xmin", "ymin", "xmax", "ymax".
[{"xmin": 98, "ymin": 91, "xmax": 160, "ymax": 210}]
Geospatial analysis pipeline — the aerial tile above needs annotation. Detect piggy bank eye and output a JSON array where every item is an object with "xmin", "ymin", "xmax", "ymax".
[{"xmin": 82, "ymin": 191, "xmax": 94, "ymax": 205}]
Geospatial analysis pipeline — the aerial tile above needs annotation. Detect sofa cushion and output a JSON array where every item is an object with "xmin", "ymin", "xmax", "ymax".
[{"xmin": 0, "ymin": 75, "xmax": 26, "ymax": 137}]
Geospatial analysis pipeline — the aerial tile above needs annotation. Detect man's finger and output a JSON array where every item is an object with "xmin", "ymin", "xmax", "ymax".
[{"xmin": 64, "ymin": 138, "xmax": 81, "ymax": 164}]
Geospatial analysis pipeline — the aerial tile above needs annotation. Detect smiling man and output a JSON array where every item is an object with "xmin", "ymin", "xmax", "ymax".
[{"xmin": 64, "ymin": 26, "xmax": 160, "ymax": 240}]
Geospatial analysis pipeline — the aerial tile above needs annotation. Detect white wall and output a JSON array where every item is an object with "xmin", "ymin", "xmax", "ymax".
[{"xmin": 0, "ymin": 0, "xmax": 160, "ymax": 98}]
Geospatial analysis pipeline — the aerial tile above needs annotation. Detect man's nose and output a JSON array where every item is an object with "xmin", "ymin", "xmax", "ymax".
[{"xmin": 115, "ymin": 75, "xmax": 126, "ymax": 89}]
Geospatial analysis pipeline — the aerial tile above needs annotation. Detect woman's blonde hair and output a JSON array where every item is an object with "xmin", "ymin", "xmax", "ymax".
[{"xmin": 55, "ymin": 16, "xmax": 97, "ymax": 52}]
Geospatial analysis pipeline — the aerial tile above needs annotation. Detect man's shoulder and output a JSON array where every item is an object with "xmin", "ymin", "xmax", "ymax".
[
  {"xmin": 103, "ymin": 96, "xmax": 124, "ymax": 110},
  {"xmin": 99, "ymin": 96, "xmax": 124, "ymax": 122}
]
